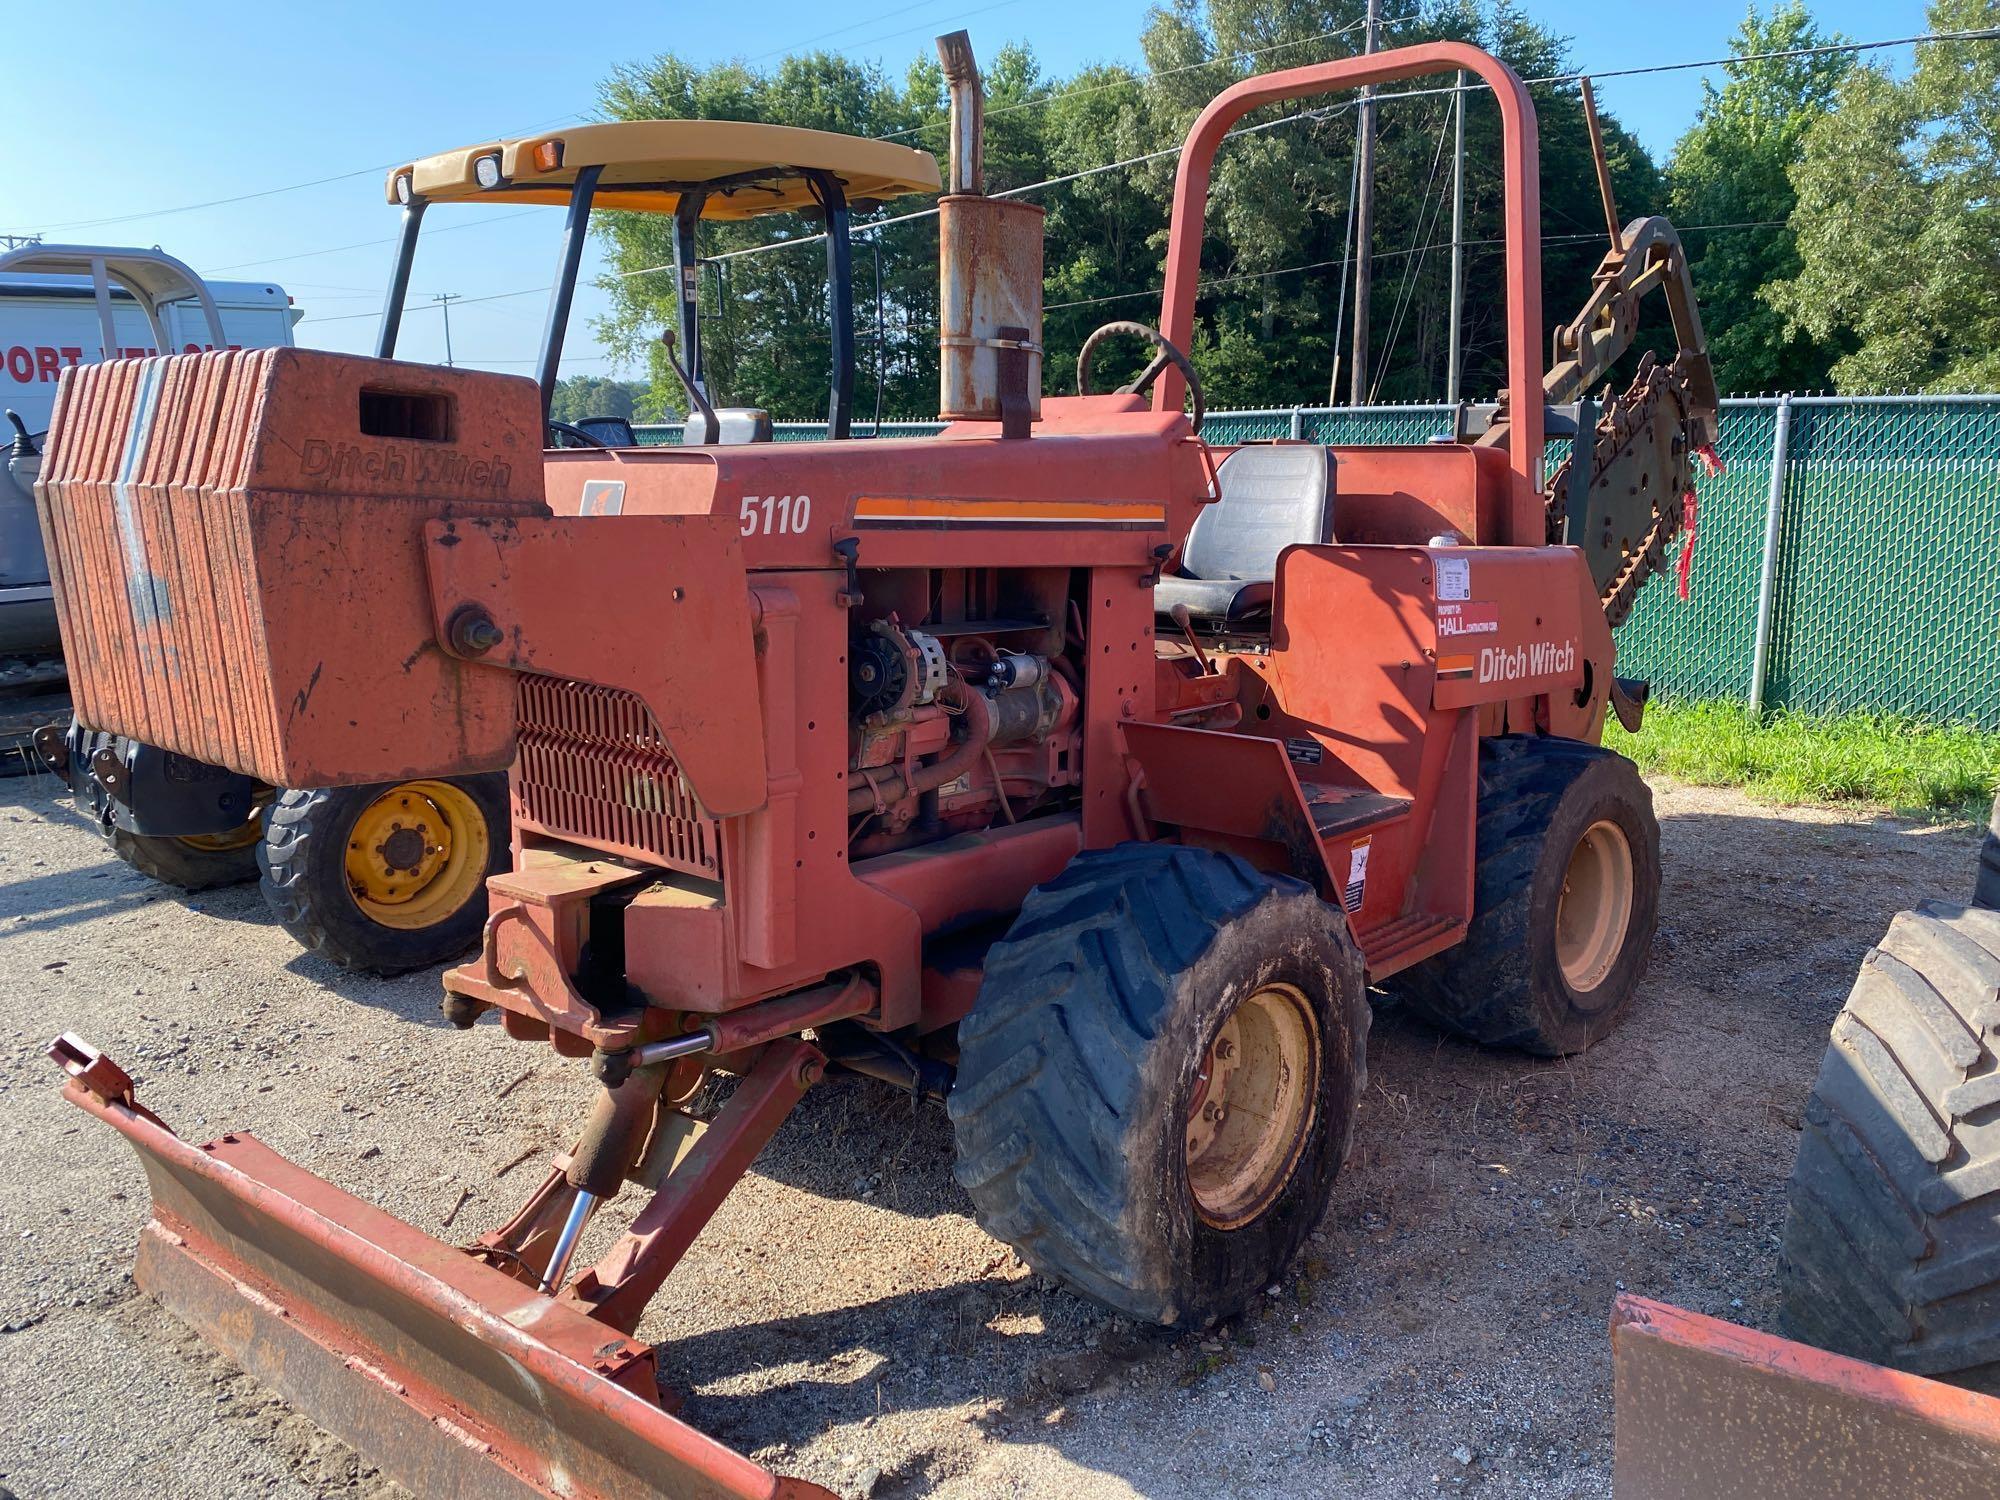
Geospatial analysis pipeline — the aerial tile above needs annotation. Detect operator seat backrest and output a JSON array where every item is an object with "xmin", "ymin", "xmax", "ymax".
[
  {"xmin": 1181, "ymin": 444, "xmax": 1336, "ymax": 580},
  {"xmin": 573, "ymin": 414, "xmax": 638, "ymax": 447}
]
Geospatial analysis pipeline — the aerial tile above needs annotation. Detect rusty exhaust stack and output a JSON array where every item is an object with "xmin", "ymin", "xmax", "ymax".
[{"xmin": 935, "ymin": 30, "xmax": 1042, "ymax": 437}]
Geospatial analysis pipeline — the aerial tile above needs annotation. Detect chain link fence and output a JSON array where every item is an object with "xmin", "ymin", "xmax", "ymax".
[{"xmin": 634, "ymin": 394, "xmax": 2000, "ymax": 728}]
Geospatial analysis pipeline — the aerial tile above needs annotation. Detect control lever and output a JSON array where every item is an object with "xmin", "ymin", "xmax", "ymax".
[
  {"xmin": 6, "ymin": 409, "xmax": 39, "ymax": 458},
  {"xmin": 660, "ymin": 328, "xmax": 720, "ymax": 445}
]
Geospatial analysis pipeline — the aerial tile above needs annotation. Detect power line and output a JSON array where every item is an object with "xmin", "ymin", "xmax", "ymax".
[
  {"xmin": 0, "ymin": 0, "xmax": 1037, "ymax": 239},
  {"xmin": 875, "ymin": 14, "xmax": 1401, "ymax": 141},
  {"xmin": 1041, "ymin": 220, "xmax": 1791, "ymax": 313},
  {"xmin": 206, "ymin": 208, "xmax": 545, "ymax": 275},
  {"xmin": 1370, "ymin": 90, "xmax": 1456, "ymax": 403},
  {"xmin": 143, "ymin": 22, "xmax": 2000, "ymax": 302},
  {"xmin": 293, "ymin": 26, "xmax": 1995, "ymax": 331}
]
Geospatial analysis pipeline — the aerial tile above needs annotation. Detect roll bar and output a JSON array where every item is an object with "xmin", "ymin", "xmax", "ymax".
[
  {"xmin": 1156, "ymin": 42, "xmax": 1545, "ymax": 502},
  {"xmin": 0, "ymin": 244, "xmax": 229, "ymax": 363}
]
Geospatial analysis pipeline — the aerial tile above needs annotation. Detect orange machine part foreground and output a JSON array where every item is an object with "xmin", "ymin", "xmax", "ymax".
[
  {"xmin": 53, "ymin": 1037, "xmax": 830, "ymax": 1500},
  {"xmin": 1611, "ymin": 1294, "xmax": 2000, "ymax": 1499}
]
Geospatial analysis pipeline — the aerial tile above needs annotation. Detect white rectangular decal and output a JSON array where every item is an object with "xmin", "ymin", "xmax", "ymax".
[
  {"xmin": 1435, "ymin": 556, "xmax": 1470, "ymax": 601},
  {"xmin": 1343, "ymin": 837, "xmax": 1371, "ymax": 912}
]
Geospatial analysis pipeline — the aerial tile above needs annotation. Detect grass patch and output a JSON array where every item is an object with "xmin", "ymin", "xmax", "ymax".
[{"xmin": 1604, "ymin": 701, "xmax": 2000, "ymax": 822}]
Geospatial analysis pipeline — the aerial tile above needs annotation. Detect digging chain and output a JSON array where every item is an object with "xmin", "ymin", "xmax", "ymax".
[{"xmin": 1545, "ymin": 353, "xmax": 1705, "ymax": 630}]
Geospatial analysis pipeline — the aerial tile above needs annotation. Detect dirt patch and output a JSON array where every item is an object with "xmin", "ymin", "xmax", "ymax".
[{"xmin": 0, "ymin": 772, "xmax": 1979, "ymax": 1498}]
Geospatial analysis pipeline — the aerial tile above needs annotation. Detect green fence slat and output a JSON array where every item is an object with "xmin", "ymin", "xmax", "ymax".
[
  {"xmin": 1766, "ymin": 401, "xmax": 2000, "ymax": 727},
  {"xmin": 1614, "ymin": 404, "xmax": 1776, "ymax": 706},
  {"xmin": 626, "ymin": 397, "xmax": 2000, "ymax": 727}
]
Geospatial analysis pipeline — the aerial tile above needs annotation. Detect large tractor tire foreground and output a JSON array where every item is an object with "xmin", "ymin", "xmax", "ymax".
[
  {"xmin": 1386, "ymin": 737, "xmax": 1662, "ymax": 1056},
  {"xmin": 1781, "ymin": 794, "xmax": 2000, "ymax": 1389},
  {"xmin": 259, "ymin": 774, "xmax": 509, "ymax": 975},
  {"xmin": 950, "ymin": 843, "xmax": 1370, "ymax": 1328}
]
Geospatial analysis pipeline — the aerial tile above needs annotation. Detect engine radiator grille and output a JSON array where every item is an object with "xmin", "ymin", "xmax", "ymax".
[{"xmin": 513, "ymin": 676, "xmax": 720, "ymax": 878}]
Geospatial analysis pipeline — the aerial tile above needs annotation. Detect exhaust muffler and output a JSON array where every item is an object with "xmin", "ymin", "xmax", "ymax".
[{"xmin": 935, "ymin": 30, "xmax": 1043, "ymax": 436}]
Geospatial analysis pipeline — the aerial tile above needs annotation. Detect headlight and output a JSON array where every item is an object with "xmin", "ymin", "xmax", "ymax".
[
  {"xmin": 474, "ymin": 153, "xmax": 504, "ymax": 189},
  {"xmin": 394, "ymin": 173, "xmax": 413, "ymax": 204}
]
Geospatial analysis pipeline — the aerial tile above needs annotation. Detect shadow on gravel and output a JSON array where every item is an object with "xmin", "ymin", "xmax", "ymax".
[
  {"xmin": 669, "ymin": 1274, "xmax": 1177, "ymax": 1472},
  {"xmin": 278, "ymin": 951, "xmax": 464, "ymax": 1030}
]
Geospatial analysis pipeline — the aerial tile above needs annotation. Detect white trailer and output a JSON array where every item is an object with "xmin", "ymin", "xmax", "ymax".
[
  {"xmin": 0, "ymin": 246, "xmax": 300, "ymax": 437},
  {"xmin": 0, "ymin": 246, "xmax": 300, "ymax": 745}
]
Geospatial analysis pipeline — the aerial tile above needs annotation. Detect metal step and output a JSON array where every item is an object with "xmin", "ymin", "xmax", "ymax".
[
  {"xmin": 1355, "ymin": 910, "xmax": 1463, "ymax": 975},
  {"xmin": 1300, "ymin": 785, "xmax": 1410, "ymax": 840}
]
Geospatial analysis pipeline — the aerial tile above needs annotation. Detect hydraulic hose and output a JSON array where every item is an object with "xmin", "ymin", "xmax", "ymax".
[{"xmin": 847, "ymin": 680, "xmax": 992, "ymax": 817}]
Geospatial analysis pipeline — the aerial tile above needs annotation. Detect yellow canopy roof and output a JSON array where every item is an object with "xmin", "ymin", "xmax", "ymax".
[{"xmin": 388, "ymin": 120, "xmax": 940, "ymax": 219}]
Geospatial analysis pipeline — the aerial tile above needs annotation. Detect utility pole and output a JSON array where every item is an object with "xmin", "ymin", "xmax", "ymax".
[
  {"xmin": 1346, "ymin": 0, "xmax": 1382, "ymax": 407},
  {"xmin": 1445, "ymin": 69, "xmax": 1467, "ymax": 405},
  {"xmin": 431, "ymin": 292, "xmax": 460, "ymax": 367}
]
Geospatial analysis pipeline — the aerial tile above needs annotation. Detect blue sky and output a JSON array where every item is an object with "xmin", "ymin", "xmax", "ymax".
[{"xmin": 3, "ymin": 0, "xmax": 1932, "ymax": 382}]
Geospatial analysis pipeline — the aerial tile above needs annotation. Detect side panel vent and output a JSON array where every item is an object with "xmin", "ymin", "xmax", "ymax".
[{"xmin": 514, "ymin": 675, "xmax": 720, "ymax": 878}]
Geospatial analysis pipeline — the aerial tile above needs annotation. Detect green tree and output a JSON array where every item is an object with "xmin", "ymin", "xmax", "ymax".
[
  {"xmin": 586, "ymin": 0, "xmax": 1669, "ymax": 416},
  {"xmin": 1768, "ymin": 0, "xmax": 2000, "ymax": 393},
  {"xmin": 1666, "ymin": 3, "xmax": 1854, "ymax": 393},
  {"xmin": 548, "ymin": 374, "xmax": 666, "ymax": 424},
  {"xmin": 592, "ymin": 50, "xmax": 942, "ymax": 422}
]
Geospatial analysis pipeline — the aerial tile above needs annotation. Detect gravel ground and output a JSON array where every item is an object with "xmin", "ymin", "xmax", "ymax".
[{"xmin": 0, "ymin": 769, "xmax": 1982, "ymax": 1500}]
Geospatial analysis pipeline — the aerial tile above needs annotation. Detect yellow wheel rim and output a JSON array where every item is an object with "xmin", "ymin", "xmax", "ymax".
[
  {"xmin": 1555, "ymin": 818, "xmax": 1635, "ymax": 994},
  {"xmin": 177, "ymin": 817, "xmax": 261, "ymax": 854},
  {"xmin": 343, "ymin": 780, "xmax": 490, "ymax": 932},
  {"xmin": 1185, "ymin": 982, "xmax": 1321, "ymax": 1230}
]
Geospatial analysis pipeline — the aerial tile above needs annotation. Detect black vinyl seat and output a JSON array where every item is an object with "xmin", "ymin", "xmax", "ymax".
[
  {"xmin": 1155, "ymin": 445, "xmax": 1336, "ymax": 628},
  {"xmin": 572, "ymin": 414, "xmax": 639, "ymax": 447}
]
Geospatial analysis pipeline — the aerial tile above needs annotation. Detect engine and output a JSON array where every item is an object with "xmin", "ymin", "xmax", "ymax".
[{"xmin": 844, "ymin": 568, "xmax": 1082, "ymax": 857}]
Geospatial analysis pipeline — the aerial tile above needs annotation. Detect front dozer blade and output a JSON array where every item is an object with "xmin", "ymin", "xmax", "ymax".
[{"xmin": 53, "ymin": 1044, "xmax": 831, "ymax": 1500}]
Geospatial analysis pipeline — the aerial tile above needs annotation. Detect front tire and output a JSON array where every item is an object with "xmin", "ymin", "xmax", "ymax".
[
  {"xmin": 948, "ymin": 843, "xmax": 1368, "ymax": 1328},
  {"xmin": 259, "ymin": 775, "xmax": 508, "ymax": 975},
  {"xmin": 1387, "ymin": 736, "xmax": 1660, "ymax": 1056}
]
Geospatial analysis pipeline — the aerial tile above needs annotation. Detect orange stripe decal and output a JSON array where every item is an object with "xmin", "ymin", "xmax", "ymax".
[{"xmin": 854, "ymin": 496, "xmax": 1167, "ymax": 524}]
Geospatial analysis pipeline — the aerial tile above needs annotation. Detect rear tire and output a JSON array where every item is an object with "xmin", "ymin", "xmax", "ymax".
[
  {"xmin": 1386, "ymin": 736, "xmax": 1660, "ymax": 1056},
  {"xmin": 948, "ymin": 843, "xmax": 1368, "ymax": 1328},
  {"xmin": 259, "ymin": 774, "xmax": 508, "ymax": 975},
  {"xmin": 107, "ymin": 823, "xmax": 260, "ymax": 892},
  {"xmin": 1780, "ymin": 902, "xmax": 2000, "ymax": 1388}
]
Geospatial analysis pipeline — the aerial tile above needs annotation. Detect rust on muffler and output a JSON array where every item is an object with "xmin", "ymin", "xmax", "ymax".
[
  {"xmin": 51, "ymin": 1035, "xmax": 832, "ymax": 1500},
  {"xmin": 934, "ymin": 29, "xmax": 1043, "ymax": 430}
]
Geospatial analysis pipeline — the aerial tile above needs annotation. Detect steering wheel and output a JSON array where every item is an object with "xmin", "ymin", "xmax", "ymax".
[
  {"xmin": 1076, "ymin": 320, "xmax": 1205, "ymax": 435},
  {"xmin": 546, "ymin": 420, "xmax": 611, "ymax": 450}
]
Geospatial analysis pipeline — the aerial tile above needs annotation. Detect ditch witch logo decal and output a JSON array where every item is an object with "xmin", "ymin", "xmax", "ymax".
[
  {"xmin": 300, "ymin": 439, "xmax": 513, "ymax": 489},
  {"xmin": 1435, "ymin": 638, "xmax": 1579, "ymax": 685},
  {"xmin": 1478, "ymin": 639, "xmax": 1577, "ymax": 684}
]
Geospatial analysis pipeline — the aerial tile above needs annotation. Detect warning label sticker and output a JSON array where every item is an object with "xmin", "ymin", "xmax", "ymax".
[
  {"xmin": 1343, "ymin": 837, "xmax": 1371, "ymax": 912},
  {"xmin": 1437, "ymin": 600, "xmax": 1500, "ymax": 638},
  {"xmin": 1436, "ymin": 555, "xmax": 1470, "ymax": 601}
]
